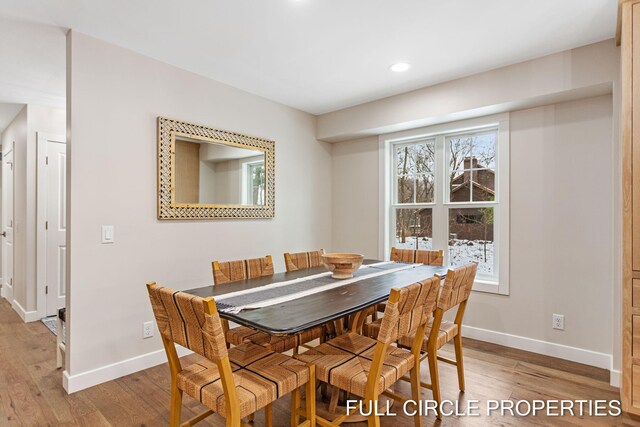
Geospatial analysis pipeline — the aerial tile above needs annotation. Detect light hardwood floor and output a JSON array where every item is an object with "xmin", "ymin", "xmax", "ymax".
[{"xmin": 0, "ymin": 298, "xmax": 636, "ymax": 426}]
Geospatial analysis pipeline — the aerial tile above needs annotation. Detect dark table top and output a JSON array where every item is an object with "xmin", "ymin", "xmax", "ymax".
[{"xmin": 184, "ymin": 259, "xmax": 449, "ymax": 335}]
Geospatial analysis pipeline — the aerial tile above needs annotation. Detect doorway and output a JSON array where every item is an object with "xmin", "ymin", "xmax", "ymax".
[
  {"xmin": 2, "ymin": 144, "xmax": 14, "ymax": 302},
  {"xmin": 37, "ymin": 133, "xmax": 66, "ymax": 317}
]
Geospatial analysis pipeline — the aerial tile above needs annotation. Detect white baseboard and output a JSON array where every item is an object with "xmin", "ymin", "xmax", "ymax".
[
  {"xmin": 461, "ymin": 325, "xmax": 612, "ymax": 370},
  {"xmin": 63, "ymin": 325, "xmax": 615, "ymax": 394},
  {"xmin": 610, "ymin": 369, "xmax": 621, "ymax": 388},
  {"xmin": 12, "ymin": 299, "xmax": 40, "ymax": 322},
  {"xmin": 64, "ymin": 346, "xmax": 193, "ymax": 393}
]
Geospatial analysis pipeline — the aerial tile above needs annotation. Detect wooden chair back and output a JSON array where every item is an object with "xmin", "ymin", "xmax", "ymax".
[
  {"xmin": 428, "ymin": 262, "xmax": 478, "ymax": 349},
  {"xmin": 146, "ymin": 283, "xmax": 228, "ymax": 361},
  {"xmin": 390, "ymin": 247, "xmax": 444, "ymax": 266},
  {"xmin": 437, "ymin": 262, "xmax": 477, "ymax": 313},
  {"xmin": 376, "ymin": 277, "xmax": 441, "ymax": 345},
  {"xmin": 415, "ymin": 249, "xmax": 444, "ymax": 266},
  {"xmin": 390, "ymin": 247, "xmax": 416, "ymax": 263},
  {"xmin": 284, "ymin": 249, "xmax": 325, "ymax": 272},
  {"xmin": 211, "ymin": 255, "xmax": 274, "ymax": 285}
]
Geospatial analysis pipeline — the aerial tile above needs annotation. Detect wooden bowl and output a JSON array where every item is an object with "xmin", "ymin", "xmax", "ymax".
[{"xmin": 322, "ymin": 253, "xmax": 364, "ymax": 279}]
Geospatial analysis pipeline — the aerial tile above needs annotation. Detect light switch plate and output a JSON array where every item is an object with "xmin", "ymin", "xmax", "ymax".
[{"xmin": 101, "ymin": 225, "xmax": 114, "ymax": 244}]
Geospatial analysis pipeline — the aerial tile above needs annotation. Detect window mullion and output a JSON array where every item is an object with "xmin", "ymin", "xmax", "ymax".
[{"xmin": 432, "ymin": 135, "xmax": 445, "ymax": 259}]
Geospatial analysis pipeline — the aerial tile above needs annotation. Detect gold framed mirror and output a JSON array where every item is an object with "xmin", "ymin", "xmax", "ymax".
[{"xmin": 157, "ymin": 117, "xmax": 275, "ymax": 219}]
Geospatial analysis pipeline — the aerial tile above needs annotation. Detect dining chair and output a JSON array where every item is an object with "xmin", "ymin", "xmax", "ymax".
[
  {"xmin": 212, "ymin": 256, "xmax": 275, "ymax": 285},
  {"xmin": 363, "ymin": 262, "xmax": 478, "ymax": 419},
  {"xmin": 284, "ymin": 249, "xmax": 325, "ymax": 272},
  {"xmin": 296, "ymin": 276, "xmax": 441, "ymax": 427},
  {"xmin": 283, "ymin": 249, "xmax": 328, "ymax": 352},
  {"xmin": 390, "ymin": 247, "xmax": 444, "ymax": 266},
  {"xmin": 212, "ymin": 256, "xmax": 298, "ymax": 353},
  {"xmin": 373, "ymin": 248, "xmax": 445, "ymax": 319},
  {"xmin": 146, "ymin": 282, "xmax": 316, "ymax": 427}
]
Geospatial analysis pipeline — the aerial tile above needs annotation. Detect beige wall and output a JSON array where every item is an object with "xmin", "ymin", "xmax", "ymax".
[
  {"xmin": 331, "ymin": 136, "xmax": 379, "ymax": 257},
  {"xmin": 66, "ymin": 31, "xmax": 332, "ymax": 387},
  {"xmin": 0, "ymin": 104, "xmax": 64, "ymax": 318},
  {"xmin": 468, "ymin": 95, "xmax": 613, "ymax": 353},
  {"xmin": 332, "ymin": 95, "xmax": 614, "ymax": 358}
]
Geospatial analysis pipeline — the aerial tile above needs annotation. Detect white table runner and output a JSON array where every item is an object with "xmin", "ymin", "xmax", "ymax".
[{"xmin": 218, "ymin": 261, "xmax": 419, "ymax": 313}]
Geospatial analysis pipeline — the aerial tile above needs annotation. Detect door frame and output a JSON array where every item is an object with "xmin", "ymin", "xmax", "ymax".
[
  {"xmin": 36, "ymin": 132, "xmax": 66, "ymax": 319},
  {"xmin": 1, "ymin": 142, "xmax": 14, "ymax": 302}
]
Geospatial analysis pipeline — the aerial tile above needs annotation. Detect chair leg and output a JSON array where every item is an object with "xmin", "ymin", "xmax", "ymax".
[
  {"xmin": 366, "ymin": 400, "xmax": 380, "ymax": 427},
  {"xmin": 320, "ymin": 382, "xmax": 328, "ymax": 400},
  {"xmin": 409, "ymin": 365, "xmax": 422, "ymax": 427},
  {"xmin": 265, "ymin": 403, "xmax": 273, "ymax": 427},
  {"xmin": 291, "ymin": 388, "xmax": 301, "ymax": 426},
  {"xmin": 328, "ymin": 386, "xmax": 339, "ymax": 413},
  {"xmin": 306, "ymin": 364, "xmax": 316, "ymax": 427},
  {"xmin": 169, "ymin": 382, "xmax": 183, "ymax": 427},
  {"xmin": 315, "ymin": 332, "xmax": 327, "ymax": 399},
  {"xmin": 226, "ymin": 415, "xmax": 241, "ymax": 427},
  {"xmin": 453, "ymin": 334, "xmax": 465, "ymax": 392},
  {"xmin": 426, "ymin": 352, "xmax": 442, "ymax": 420}
]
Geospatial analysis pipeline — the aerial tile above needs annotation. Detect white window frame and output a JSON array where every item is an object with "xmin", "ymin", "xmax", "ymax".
[
  {"xmin": 241, "ymin": 158, "xmax": 265, "ymax": 205},
  {"xmin": 379, "ymin": 113, "xmax": 510, "ymax": 295}
]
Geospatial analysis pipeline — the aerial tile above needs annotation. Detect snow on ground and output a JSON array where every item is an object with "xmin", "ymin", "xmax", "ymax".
[{"xmin": 394, "ymin": 236, "xmax": 493, "ymax": 275}]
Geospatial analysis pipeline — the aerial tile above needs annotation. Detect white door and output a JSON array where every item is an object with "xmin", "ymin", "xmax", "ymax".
[
  {"xmin": 2, "ymin": 148, "xmax": 13, "ymax": 302},
  {"xmin": 45, "ymin": 141, "xmax": 66, "ymax": 315}
]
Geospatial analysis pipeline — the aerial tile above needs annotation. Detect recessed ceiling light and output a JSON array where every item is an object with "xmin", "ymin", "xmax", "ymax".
[{"xmin": 390, "ymin": 62, "xmax": 411, "ymax": 73}]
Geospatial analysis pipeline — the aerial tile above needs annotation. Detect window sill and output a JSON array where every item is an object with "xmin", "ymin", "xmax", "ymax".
[{"xmin": 472, "ymin": 279, "xmax": 509, "ymax": 295}]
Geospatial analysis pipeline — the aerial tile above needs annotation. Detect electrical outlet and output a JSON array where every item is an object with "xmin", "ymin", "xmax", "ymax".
[
  {"xmin": 143, "ymin": 321, "xmax": 154, "ymax": 339},
  {"xmin": 552, "ymin": 314, "xmax": 564, "ymax": 330}
]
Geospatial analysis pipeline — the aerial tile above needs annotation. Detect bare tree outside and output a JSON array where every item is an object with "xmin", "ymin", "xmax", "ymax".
[{"xmin": 395, "ymin": 141, "xmax": 435, "ymax": 247}]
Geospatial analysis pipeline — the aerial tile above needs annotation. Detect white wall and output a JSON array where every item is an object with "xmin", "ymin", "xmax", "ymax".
[
  {"xmin": 66, "ymin": 31, "xmax": 332, "ymax": 391},
  {"xmin": 0, "ymin": 104, "xmax": 64, "ymax": 320},
  {"xmin": 1, "ymin": 106, "xmax": 27, "ymax": 307},
  {"xmin": 332, "ymin": 94, "xmax": 615, "ymax": 366}
]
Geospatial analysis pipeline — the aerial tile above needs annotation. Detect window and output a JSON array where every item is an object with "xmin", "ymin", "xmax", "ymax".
[
  {"xmin": 383, "ymin": 114, "xmax": 509, "ymax": 294},
  {"xmin": 242, "ymin": 160, "xmax": 265, "ymax": 205}
]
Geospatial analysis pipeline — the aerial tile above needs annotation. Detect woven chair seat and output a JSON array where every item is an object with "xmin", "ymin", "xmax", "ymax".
[
  {"xmin": 226, "ymin": 326, "xmax": 298, "ymax": 353},
  {"xmin": 363, "ymin": 318, "xmax": 459, "ymax": 351},
  {"xmin": 178, "ymin": 343, "xmax": 310, "ymax": 418},
  {"xmin": 295, "ymin": 332, "xmax": 414, "ymax": 398}
]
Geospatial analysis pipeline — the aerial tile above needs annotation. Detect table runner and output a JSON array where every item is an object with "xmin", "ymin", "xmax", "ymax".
[{"xmin": 217, "ymin": 261, "xmax": 419, "ymax": 314}]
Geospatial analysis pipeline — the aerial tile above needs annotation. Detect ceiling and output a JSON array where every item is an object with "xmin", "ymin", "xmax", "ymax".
[{"xmin": 0, "ymin": 0, "xmax": 617, "ymax": 118}]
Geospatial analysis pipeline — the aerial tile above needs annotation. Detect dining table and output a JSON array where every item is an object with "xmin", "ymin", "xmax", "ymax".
[{"xmin": 184, "ymin": 259, "xmax": 449, "ymax": 337}]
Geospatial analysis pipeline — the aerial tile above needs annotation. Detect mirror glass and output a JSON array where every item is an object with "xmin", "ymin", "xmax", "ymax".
[{"xmin": 174, "ymin": 136, "xmax": 266, "ymax": 206}]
